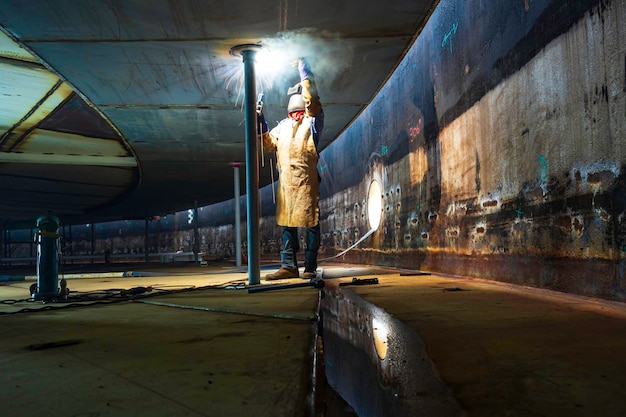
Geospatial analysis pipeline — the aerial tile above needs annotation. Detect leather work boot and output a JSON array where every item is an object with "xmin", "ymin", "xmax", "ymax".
[
  {"xmin": 265, "ymin": 267, "xmax": 299, "ymax": 281},
  {"xmin": 302, "ymin": 270, "xmax": 316, "ymax": 279}
]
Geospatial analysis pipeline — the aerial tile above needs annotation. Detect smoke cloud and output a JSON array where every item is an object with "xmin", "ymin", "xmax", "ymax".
[{"xmin": 258, "ymin": 28, "xmax": 354, "ymax": 89}]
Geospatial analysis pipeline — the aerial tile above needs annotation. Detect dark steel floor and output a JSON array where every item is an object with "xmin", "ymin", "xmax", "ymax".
[{"xmin": 2, "ymin": 261, "xmax": 626, "ymax": 416}]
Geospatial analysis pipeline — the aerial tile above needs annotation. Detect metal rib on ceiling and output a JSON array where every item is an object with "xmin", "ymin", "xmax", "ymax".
[{"xmin": 0, "ymin": 29, "xmax": 139, "ymax": 225}]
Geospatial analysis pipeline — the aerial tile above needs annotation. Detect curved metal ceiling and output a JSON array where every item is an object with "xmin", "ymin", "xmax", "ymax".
[{"xmin": 0, "ymin": 0, "xmax": 437, "ymax": 228}]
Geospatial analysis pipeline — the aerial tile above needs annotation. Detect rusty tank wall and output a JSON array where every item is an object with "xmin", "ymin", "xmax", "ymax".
[{"xmin": 261, "ymin": 0, "xmax": 626, "ymax": 301}]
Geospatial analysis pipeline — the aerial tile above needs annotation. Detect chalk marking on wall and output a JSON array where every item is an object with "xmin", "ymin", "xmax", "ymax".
[
  {"xmin": 538, "ymin": 155, "xmax": 549, "ymax": 182},
  {"xmin": 318, "ymin": 154, "xmax": 336, "ymax": 195},
  {"xmin": 441, "ymin": 22, "xmax": 459, "ymax": 53},
  {"xmin": 538, "ymin": 155, "xmax": 549, "ymax": 196},
  {"xmin": 407, "ymin": 118, "xmax": 422, "ymax": 142},
  {"xmin": 446, "ymin": 201, "xmax": 468, "ymax": 217}
]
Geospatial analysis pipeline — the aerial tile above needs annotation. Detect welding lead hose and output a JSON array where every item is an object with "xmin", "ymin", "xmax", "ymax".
[
  {"xmin": 135, "ymin": 299, "xmax": 315, "ymax": 321},
  {"xmin": 319, "ymin": 227, "xmax": 377, "ymax": 262}
]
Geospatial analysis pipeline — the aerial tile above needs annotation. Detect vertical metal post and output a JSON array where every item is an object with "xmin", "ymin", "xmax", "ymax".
[
  {"xmin": 240, "ymin": 47, "xmax": 261, "ymax": 285},
  {"xmin": 233, "ymin": 162, "xmax": 242, "ymax": 268},
  {"xmin": 68, "ymin": 223, "xmax": 73, "ymax": 265},
  {"xmin": 157, "ymin": 218, "xmax": 161, "ymax": 255},
  {"xmin": 34, "ymin": 214, "xmax": 61, "ymax": 300},
  {"xmin": 193, "ymin": 200, "xmax": 199, "ymax": 263},
  {"xmin": 90, "ymin": 223, "xmax": 95, "ymax": 264},
  {"xmin": 144, "ymin": 218, "xmax": 149, "ymax": 263}
]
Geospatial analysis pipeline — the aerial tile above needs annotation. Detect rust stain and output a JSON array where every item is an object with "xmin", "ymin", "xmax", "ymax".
[
  {"xmin": 588, "ymin": 170, "xmax": 617, "ymax": 192},
  {"xmin": 554, "ymin": 216, "xmax": 572, "ymax": 231},
  {"xmin": 596, "ymin": 208, "xmax": 611, "ymax": 223},
  {"xmin": 572, "ymin": 217, "xmax": 584, "ymax": 235}
]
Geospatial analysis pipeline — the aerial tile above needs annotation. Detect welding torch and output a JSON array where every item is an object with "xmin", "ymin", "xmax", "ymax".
[
  {"xmin": 256, "ymin": 92, "xmax": 266, "ymax": 164},
  {"xmin": 256, "ymin": 92, "xmax": 264, "ymax": 115}
]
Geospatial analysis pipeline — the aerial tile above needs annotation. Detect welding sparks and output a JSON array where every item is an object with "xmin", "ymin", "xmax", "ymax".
[
  {"xmin": 224, "ymin": 29, "xmax": 354, "ymax": 108},
  {"xmin": 224, "ymin": 45, "xmax": 281, "ymax": 108}
]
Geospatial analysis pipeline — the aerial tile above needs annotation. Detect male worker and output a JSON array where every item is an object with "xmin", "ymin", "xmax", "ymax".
[{"xmin": 257, "ymin": 57, "xmax": 324, "ymax": 280}]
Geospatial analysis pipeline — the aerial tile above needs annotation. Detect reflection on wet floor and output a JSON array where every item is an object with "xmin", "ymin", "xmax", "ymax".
[
  {"xmin": 320, "ymin": 280, "xmax": 462, "ymax": 417},
  {"xmin": 2, "ymin": 261, "xmax": 626, "ymax": 416}
]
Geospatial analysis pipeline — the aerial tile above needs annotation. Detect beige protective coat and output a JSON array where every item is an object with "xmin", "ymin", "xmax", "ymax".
[{"xmin": 260, "ymin": 77, "xmax": 322, "ymax": 228}]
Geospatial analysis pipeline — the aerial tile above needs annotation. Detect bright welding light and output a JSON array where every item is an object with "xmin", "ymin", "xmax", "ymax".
[
  {"xmin": 367, "ymin": 179, "xmax": 383, "ymax": 231},
  {"xmin": 254, "ymin": 47, "xmax": 291, "ymax": 79}
]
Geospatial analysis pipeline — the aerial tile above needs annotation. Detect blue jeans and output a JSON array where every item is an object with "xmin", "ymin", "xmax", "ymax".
[{"xmin": 281, "ymin": 224, "xmax": 320, "ymax": 271}]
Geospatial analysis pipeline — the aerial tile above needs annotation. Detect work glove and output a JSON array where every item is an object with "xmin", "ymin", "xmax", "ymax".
[
  {"xmin": 257, "ymin": 112, "xmax": 268, "ymax": 134},
  {"xmin": 298, "ymin": 57, "xmax": 313, "ymax": 81}
]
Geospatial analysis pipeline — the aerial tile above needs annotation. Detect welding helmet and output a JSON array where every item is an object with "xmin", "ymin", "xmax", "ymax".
[{"xmin": 287, "ymin": 83, "xmax": 305, "ymax": 113}]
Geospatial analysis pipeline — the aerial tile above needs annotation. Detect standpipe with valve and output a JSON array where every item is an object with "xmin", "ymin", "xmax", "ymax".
[{"xmin": 32, "ymin": 213, "xmax": 66, "ymax": 300}]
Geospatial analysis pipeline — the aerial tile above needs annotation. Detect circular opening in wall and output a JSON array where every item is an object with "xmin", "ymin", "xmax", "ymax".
[{"xmin": 367, "ymin": 179, "xmax": 382, "ymax": 231}]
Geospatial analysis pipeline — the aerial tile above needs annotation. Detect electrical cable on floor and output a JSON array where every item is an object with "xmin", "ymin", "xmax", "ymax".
[
  {"xmin": 1, "ymin": 297, "xmax": 34, "ymax": 305},
  {"xmin": 134, "ymin": 299, "xmax": 317, "ymax": 322},
  {"xmin": 0, "ymin": 298, "xmax": 147, "ymax": 315},
  {"xmin": 0, "ymin": 278, "xmax": 248, "ymax": 316}
]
